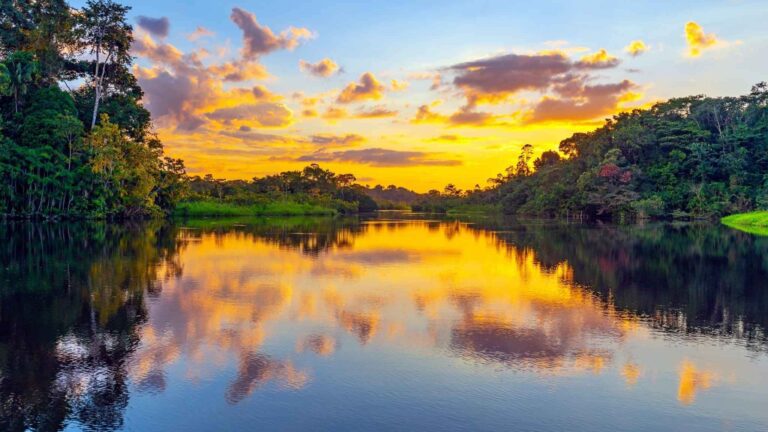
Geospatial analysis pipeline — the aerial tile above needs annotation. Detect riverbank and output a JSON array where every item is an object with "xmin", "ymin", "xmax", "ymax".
[
  {"xmin": 721, "ymin": 211, "xmax": 768, "ymax": 235},
  {"xmin": 173, "ymin": 200, "xmax": 338, "ymax": 217}
]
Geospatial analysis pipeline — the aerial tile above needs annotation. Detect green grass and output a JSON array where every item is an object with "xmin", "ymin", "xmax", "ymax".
[
  {"xmin": 173, "ymin": 200, "xmax": 337, "ymax": 217},
  {"xmin": 721, "ymin": 211, "xmax": 768, "ymax": 236}
]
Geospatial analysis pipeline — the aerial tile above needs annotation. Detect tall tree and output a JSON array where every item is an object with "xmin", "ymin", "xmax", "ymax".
[{"xmin": 76, "ymin": 0, "xmax": 132, "ymax": 129}]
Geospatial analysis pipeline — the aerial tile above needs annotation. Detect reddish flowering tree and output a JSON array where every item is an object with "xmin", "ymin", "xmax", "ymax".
[
  {"xmin": 619, "ymin": 170, "xmax": 633, "ymax": 184},
  {"xmin": 599, "ymin": 163, "xmax": 621, "ymax": 179}
]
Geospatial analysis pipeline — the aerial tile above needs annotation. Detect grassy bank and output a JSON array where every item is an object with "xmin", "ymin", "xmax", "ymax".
[
  {"xmin": 721, "ymin": 211, "xmax": 768, "ymax": 235},
  {"xmin": 173, "ymin": 200, "xmax": 337, "ymax": 217}
]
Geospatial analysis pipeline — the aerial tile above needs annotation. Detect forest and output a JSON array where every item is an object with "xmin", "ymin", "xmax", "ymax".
[
  {"xmin": 0, "ymin": 0, "xmax": 186, "ymax": 218},
  {"xmin": 443, "ymin": 83, "xmax": 768, "ymax": 219},
  {"xmin": 179, "ymin": 164, "xmax": 379, "ymax": 216}
]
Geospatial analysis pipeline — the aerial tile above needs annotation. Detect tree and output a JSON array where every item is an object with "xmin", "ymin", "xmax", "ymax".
[
  {"xmin": 0, "ymin": 63, "xmax": 10, "ymax": 95},
  {"xmin": 534, "ymin": 150, "xmax": 561, "ymax": 170},
  {"xmin": 76, "ymin": 0, "xmax": 132, "ymax": 129},
  {"xmin": 558, "ymin": 133, "xmax": 587, "ymax": 158},
  {"xmin": 337, "ymin": 173, "xmax": 356, "ymax": 188},
  {"xmin": 4, "ymin": 51, "xmax": 38, "ymax": 112},
  {"xmin": 443, "ymin": 183, "xmax": 462, "ymax": 197},
  {"xmin": 513, "ymin": 144, "xmax": 534, "ymax": 177},
  {"xmin": 16, "ymin": 86, "xmax": 84, "ymax": 214},
  {"xmin": 86, "ymin": 113, "xmax": 161, "ymax": 217}
]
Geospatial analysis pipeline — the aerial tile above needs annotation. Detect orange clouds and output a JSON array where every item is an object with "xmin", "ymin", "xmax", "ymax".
[
  {"xmin": 131, "ymin": 9, "xmax": 315, "ymax": 134},
  {"xmin": 527, "ymin": 80, "xmax": 636, "ymax": 123},
  {"xmin": 206, "ymin": 103, "xmax": 294, "ymax": 128},
  {"xmin": 624, "ymin": 40, "xmax": 648, "ymax": 57},
  {"xmin": 337, "ymin": 72, "xmax": 385, "ymax": 103},
  {"xmin": 449, "ymin": 51, "xmax": 623, "ymax": 103},
  {"xmin": 354, "ymin": 105, "xmax": 398, "ymax": 119},
  {"xmin": 437, "ymin": 50, "xmax": 639, "ymax": 127},
  {"xmin": 296, "ymin": 148, "xmax": 462, "ymax": 167},
  {"xmin": 575, "ymin": 48, "xmax": 620, "ymax": 69},
  {"xmin": 251, "ymin": 85, "xmax": 282, "ymax": 101},
  {"xmin": 390, "ymin": 79, "xmax": 409, "ymax": 91},
  {"xmin": 448, "ymin": 106, "xmax": 498, "ymax": 127},
  {"xmin": 450, "ymin": 52, "xmax": 572, "ymax": 99},
  {"xmin": 315, "ymin": 107, "xmax": 395, "ymax": 122},
  {"xmin": 310, "ymin": 133, "xmax": 366, "ymax": 148},
  {"xmin": 412, "ymin": 104, "xmax": 446, "ymax": 124},
  {"xmin": 230, "ymin": 7, "xmax": 312, "ymax": 59},
  {"xmin": 427, "ymin": 134, "xmax": 467, "ymax": 143},
  {"xmin": 132, "ymin": 35, "xmax": 218, "ymax": 130},
  {"xmin": 299, "ymin": 58, "xmax": 340, "ymax": 77},
  {"xmin": 411, "ymin": 104, "xmax": 498, "ymax": 127},
  {"xmin": 684, "ymin": 21, "xmax": 719, "ymax": 57},
  {"xmin": 207, "ymin": 60, "xmax": 269, "ymax": 82},
  {"xmin": 321, "ymin": 106, "xmax": 348, "ymax": 121}
]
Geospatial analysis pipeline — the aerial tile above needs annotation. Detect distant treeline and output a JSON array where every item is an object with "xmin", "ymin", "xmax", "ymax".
[
  {"xmin": 186, "ymin": 164, "xmax": 378, "ymax": 214},
  {"xmin": 423, "ymin": 83, "xmax": 768, "ymax": 219},
  {"xmin": 0, "ymin": 0, "xmax": 186, "ymax": 219},
  {"xmin": 363, "ymin": 185, "xmax": 423, "ymax": 209}
]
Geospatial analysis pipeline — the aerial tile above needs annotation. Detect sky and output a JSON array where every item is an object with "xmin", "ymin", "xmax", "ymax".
[{"xmin": 75, "ymin": 0, "xmax": 768, "ymax": 191}]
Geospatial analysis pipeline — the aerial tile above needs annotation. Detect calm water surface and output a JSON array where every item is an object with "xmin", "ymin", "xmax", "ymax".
[{"xmin": 1, "ymin": 214, "xmax": 767, "ymax": 431}]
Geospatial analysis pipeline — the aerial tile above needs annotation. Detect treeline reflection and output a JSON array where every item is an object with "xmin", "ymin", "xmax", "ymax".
[
  {"xmin": 0, "ymin": 222, "xmax": 182, "ymax": 431},
  {"xmin": 176, "ymin": 217, "xmax": 365, "ymax": 256},
  {"xmin": 479, "ymin": 220, "xmax": 768, "ymax": 348}
]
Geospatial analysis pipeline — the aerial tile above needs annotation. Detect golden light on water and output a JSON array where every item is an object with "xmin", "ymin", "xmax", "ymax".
[{"xmin": 123, "ymin": 220, "xmax": 752, "ymax": 407}]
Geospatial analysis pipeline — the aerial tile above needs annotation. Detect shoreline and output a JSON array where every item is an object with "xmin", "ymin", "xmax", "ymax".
[{"xmin": 721, "ymin": 211, "xmax": 768, "ymax": 236}]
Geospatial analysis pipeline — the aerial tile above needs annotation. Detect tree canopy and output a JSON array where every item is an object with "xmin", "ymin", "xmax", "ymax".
[
  {"xmin": 0, "ymin": 0, "xmax": 186, "ymax": 218},
  {"xmin": 452, "ymin": 83, "xmax": 768, "ymax": 219}
]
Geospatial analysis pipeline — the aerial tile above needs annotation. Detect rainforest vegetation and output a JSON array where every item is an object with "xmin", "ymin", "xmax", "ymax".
[
  {"xmin": 526, "ymin": 83, "xmax": 768, "ymax": 219},
  {"xmin": 179, "ymin": 164, "xmax": 379, "ymax": 216},
  {"xmin": 0, "ymin": 0, "xmax": 188, "ymax": 218},
  {"xmin": 418, "ymin": 84, "xmax": 768, "ymax": 220}
]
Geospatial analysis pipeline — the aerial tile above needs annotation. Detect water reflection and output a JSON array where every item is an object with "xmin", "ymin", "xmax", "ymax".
[
  {"xmin": 0, "ymin": 222, "xmax": 180, "ymax": 431},
  {"xmin": 1, "ymin": 216, "xmax": 767, "ymax": 430}
]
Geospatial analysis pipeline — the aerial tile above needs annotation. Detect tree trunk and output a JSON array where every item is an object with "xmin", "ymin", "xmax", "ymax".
[
  {"xmin": 91, "ymin": 41, "xmax": 102, "ymax": 129},
  {"xmin": 91, "ymin": 86, "xmax": 101, "ymax": 129}
]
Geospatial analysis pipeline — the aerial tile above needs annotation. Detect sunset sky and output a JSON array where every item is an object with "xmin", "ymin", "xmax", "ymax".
[{"xmin": 74, "ymin": 0, "xmax": 767, "ymax": 191}]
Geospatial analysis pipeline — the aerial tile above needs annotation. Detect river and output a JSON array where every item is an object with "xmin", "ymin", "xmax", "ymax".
[{"xmin": 1, "ymin": 213, "xmax": 767, "ymax": 431}]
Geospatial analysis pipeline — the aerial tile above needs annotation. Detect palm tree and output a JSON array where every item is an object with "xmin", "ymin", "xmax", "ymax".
[{"xmin": 5, "ymin": 52, "xmax": 38, "ymax": 113}]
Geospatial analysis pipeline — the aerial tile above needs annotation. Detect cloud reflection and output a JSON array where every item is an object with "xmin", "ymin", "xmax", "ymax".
[{"xmin": 127, "ymin": 219, "xmax": 754, "ymax": 406}]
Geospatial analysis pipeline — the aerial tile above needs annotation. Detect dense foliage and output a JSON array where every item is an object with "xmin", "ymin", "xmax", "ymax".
[
  {"xmin": 363, "ymin": 184, "xmax": 423, "ymax": 209},
  {"xmin": 0, "ymin": 0, "xmax": 186, "ymax": 218},
  {"xmin": 185, "ymin": 164, "xmax": 379, "ymax": 214},
  {"xmin": 452, "ymin": 84, "xmax": 768, "ymax": 219}
]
